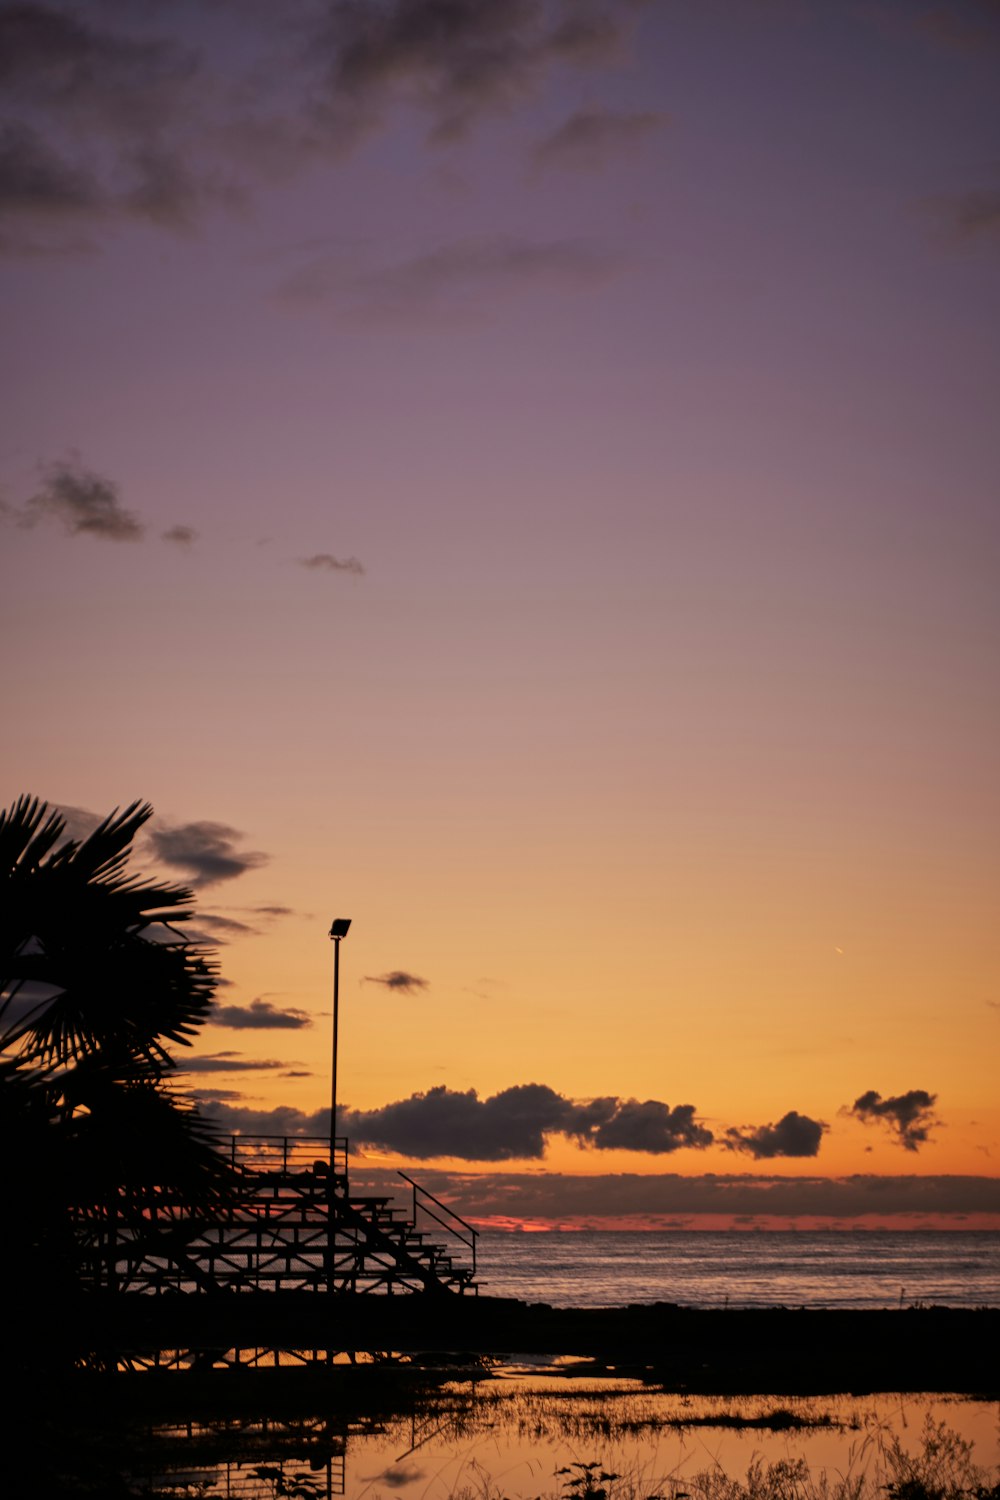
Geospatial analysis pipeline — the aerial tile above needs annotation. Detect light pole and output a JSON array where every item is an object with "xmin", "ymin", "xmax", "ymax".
[{"xmin": 328, "ymin": 917, "xmax": 351, "ymax": 1180}]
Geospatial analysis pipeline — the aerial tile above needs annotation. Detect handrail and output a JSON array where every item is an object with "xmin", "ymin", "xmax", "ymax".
[
  {"xmin": 226, "ymin": 1134, "xmax": 348, "ymax": 1178},
  {"xmin": 398, "ymin": 1170, "xmax": 478, "ymax": 1277}
]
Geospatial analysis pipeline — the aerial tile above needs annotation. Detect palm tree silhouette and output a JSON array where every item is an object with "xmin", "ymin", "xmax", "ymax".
[{"xmin": 0, "ymin": 795, "xmax": 232, "ymax": 1323}]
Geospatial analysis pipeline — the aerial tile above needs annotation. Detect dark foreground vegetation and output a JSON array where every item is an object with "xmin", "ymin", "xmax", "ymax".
[
  {"xmin": 3, "ymin": 1338, "xmax": 999, "ymax": 1500},
  {"xmin": 0, "ymin": 796, "xmax": 236, "ymax": 1318}
]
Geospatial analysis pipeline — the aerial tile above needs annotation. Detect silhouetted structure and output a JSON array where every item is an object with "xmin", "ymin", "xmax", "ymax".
[{"xmin": 71, "ymin": 1134, "xmax": 478, "ymax": 1306}]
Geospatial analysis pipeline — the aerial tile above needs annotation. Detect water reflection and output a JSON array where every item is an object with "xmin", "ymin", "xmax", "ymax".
[{"xmin": 17, "ymin": 1361, "xmax": 1000, "ymax": 1498}]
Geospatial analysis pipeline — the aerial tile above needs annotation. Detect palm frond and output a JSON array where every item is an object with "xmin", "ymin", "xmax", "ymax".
[{"xmin": 0, "ymin": 794, "xmax": 66, "ymax": 875}]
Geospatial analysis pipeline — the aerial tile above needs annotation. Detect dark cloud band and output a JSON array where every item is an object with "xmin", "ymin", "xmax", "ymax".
[{"xmin": 199, "ymin": 1084, "xmax": 718, "ymax": 1163}]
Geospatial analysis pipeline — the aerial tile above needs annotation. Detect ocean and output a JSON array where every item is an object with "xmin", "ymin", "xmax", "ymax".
[{"xmin": 475, "ymin": 1228, "xmax": 1000, "ymax": 1308}]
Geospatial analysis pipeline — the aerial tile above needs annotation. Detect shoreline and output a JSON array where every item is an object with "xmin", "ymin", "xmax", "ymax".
[{"xmin": 37, "ymin": 1295, "xmax": 1000, "ymax": 1396}]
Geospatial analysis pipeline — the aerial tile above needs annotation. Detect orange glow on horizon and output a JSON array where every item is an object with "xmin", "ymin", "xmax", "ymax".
[{"xmin": 470, "ymin": 1213, "xmax": 1000, "ymax": 1233}]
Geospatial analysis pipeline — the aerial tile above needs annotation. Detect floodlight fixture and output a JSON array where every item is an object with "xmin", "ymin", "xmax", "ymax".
[{"xmin": 328, "ymin": 917, "xmax": 352, "ymax": 1185}]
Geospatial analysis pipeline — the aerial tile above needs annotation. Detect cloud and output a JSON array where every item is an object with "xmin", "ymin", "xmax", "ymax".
[
  {"xmin": 340, "ymin": 1084, "xmax": 714, "ymax": 1162},
  {"xmin": 910, "ymin": 4, "xmax": 1000, "ymax": 54},
  {"xmin": 724, "ymin": 1110, "xmax": 827, "ymax": 1160},
  {"xmin": 186, "ymin": 913, "xmax": 258, "ymax": 943},
  {"xmin": 930, "ymin": 186, "xmax": 1000, "ymax": 244},
  {"xmin": 136, "ymin": 894, "xmax": 289, "ymax": 948},
  {"xmin": 298, "ymin": 552, "xmax": 365, "ymax": 575},
  {"xmin": 343, "ymin": 1083, "xmax": 568, "ymax": 1160},
  {"xmin": 362, "ymin": 970, "xmax": 428, "ymax": 995},
  {"xmin": 361, "ymin": 1464, "xmax": 427, "ymax": 1490},
  {"xmin": 315, "ymin": 0, "xmax": 626, "ymax": 146},
  {"xmin": 849, "ymin": 1089, "xmax": 939, "ymax": 1152},
  {"xmin": 276, "ymin": 234, "xmax": 619, "ymax": 320},
  {"xmin": 1, "ymin": 458, "xmax": 199, "ymax": 545},
  {"xmin": 384, "ymin": 1169, "xmax": 1000, "ymax": 1224},
  {"xmin": 162, "ymin": 523, "xmax": 197, "ymax": 546},
  {"xmin": 199, "ymin": 1100, "xmax": 327, "ymax": 1136},
  {"xmin": 204, "ymin": 1085, "xmax": 851, "ymax": 1166},
  {"xmin": 11, "ymin": 460, "xmax": 145, "ymax": 540},
  {"xmin": 177, "ymin": 1052, "xmax": 284, "ymax": 1074},
  {"xmin": 0, "ymin": 119, "xmax": 103, "ymax": 221},
  {"xmin": 122, "ymin": 142, "xmax": 241, "ymax": 231},
  {"xmin": 211, "ymin": 998, "xmax": 312, "ymax": 1030},
  {"xmin": 0, "ymin": 2, "xmax": 640, "ymax": 254},
  {"xmin": 0, "ymin": 2, "xmax": 211, "ymax": 251},
  {"xmin": 0, "ymin": 3, "xmax": 197, "ymax": 135},
  {"xmin": 588, "ymin": 1099, "xmax": 714, "ymax": 1154},
  {"xmin": 183, "ymin": 1085, "xmax": 245, "ymax": 1101},
  {"xmin": 192, "ymin": 904, "xmax": 294, "ymax": 940},
  {"xmin": 147, "ymin": 819, "xmax": 269, "ymax": 886},
  {"xmin": 533, "ymin": 108, "xmax": 662, "ymax": 171}
]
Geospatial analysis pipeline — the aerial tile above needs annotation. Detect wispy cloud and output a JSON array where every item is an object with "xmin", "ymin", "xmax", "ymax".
[
  {"xmin": 0, "ymin": 119, "xmax": 103, "ymax": 222},
  {"xmin": 13, "ymin": 460, "xmax": 144, "ymax": 540},
  {"xmin": 276, "ymin": 234, "xmax": 619, "ymax": 322},
  {"xmin": 1, "ymin": 457, "xmax": 198, "ymax": 546},
  {"xmin": 360, "ymin": 1463, "xmax": 427, "ymax": 1491},
  {"xmin": 0, "ymin": 1, "xmax": 639, "ymax": 255},
  {"xmin": 162, "ymin": 523, "xmax": 197, "ymax": 547},
  {"xmin": 849, "ymin": 1089, "xmax": 939, "ymax": 1152},
  {"xmin": 298, "ymin": 552, "xmax": 365, "ymax": 575},
  {"xmin": 909, "ymin": 4, "xmax": 1000, "ymax": 55},
  {"xmin": 211, "ymin": 998, "xmax": 312, "ymax": 1031},
  {"xmin": 174, "ymin": 902, "xmax": 291, "ymax": 944},
  {"xmin": 930, "ymin": 185, "xmax": 1000, "ymax": 244},
  {"xmin": 185, "ymin": 913, "xmax": 258, "ymax": 944},
  {"xmin": 533, "ymin": 108, "xmax": 662, "ymax": 171},
  {"xmin": 724, "ymin": 1110, "xmax": 827, "ymax": 1160},
  {"xmin": 177, "ymin": 1052, "xmax": 284, "ymax": 1074},
  {"xmin": 0, "ymin": 2, "xmax": 215, "ymax": 253},
  {"xmin": 0, "ymin": 4, "xmax": 197, "ymax": 135},
  {"xmin": 362, "ymin": 971, "xmax": 428, "ymax": 996},
  {"xmin": 148, "ymin": 819, "xmax": 269, "ymax": 887},
  {"xmin": 314, "ymin": 0, "xmax": 626, "ymax": 147}
]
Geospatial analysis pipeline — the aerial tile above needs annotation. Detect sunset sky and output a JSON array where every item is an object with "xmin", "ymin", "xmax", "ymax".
[{"xmin": 2, "ymin": 0, "xmax": 999, "ymax": 1227}]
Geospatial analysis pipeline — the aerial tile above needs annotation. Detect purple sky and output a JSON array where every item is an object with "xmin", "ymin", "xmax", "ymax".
[{"xmin": 2, "ymin": 1, "xmax": 999, "ymax": 1218}]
